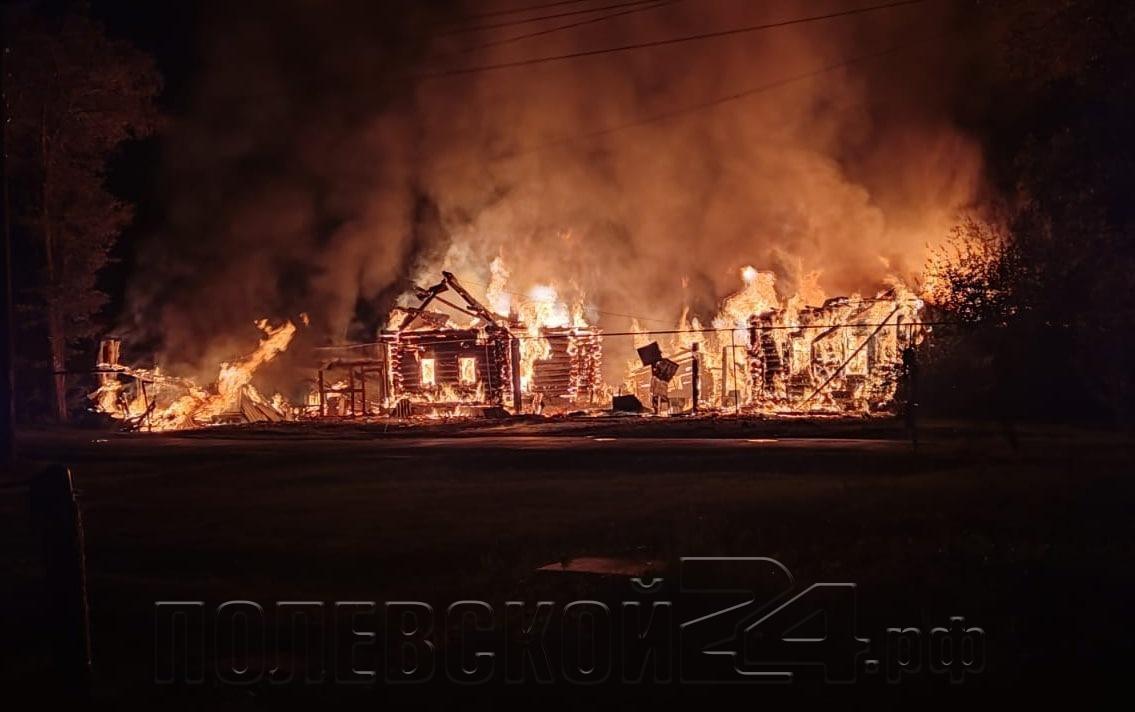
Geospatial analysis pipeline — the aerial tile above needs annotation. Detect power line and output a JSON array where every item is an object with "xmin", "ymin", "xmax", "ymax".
[
  {"xmin": 417, "ymin": 0, "xmax": 933, "ymax": 79},
  {"xmin": 494, "ymin": 47, "xmax": 902, "ymax": 158},
  {"xmin": 313, "ymin": 321, "xmax": 952, "ymax": 350},
  {"xmin": 436, "ymin": 0, "xmax": 593, "ymax": 26},
  {"xmin": 454, "ymin": 0, "xmax": 677, "ymax": 54},
  {"xmin": 414, "ymin": 33, "xmax": 954, "ymax": 326},
  {"xmin": 438, "ymin": 0, "xmax": 666, "ymax": 36},
  {"xmin": 430, "ymin": 26, "xmax": 947, "ymax": 167},
  {"xmin": 410, "ymin": 30, "xmax": 957, "ymax": 328}
]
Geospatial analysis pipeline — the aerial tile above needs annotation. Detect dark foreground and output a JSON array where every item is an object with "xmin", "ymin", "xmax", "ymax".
[{"xmin": 2, "ymin": 417, "xmax": 1133, "ymax": 707}]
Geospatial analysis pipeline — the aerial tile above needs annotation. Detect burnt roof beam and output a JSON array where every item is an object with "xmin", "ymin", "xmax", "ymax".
[
  {"xmin": 442, "ymin": 271, "xmax": 503, "ymax": 327},
  {"xmin": 397, "ymin": 279, "xmax": 449, "ymax": 331}
]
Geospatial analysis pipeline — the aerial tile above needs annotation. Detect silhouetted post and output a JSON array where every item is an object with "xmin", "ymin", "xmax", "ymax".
[
  {"xmin": 691, "ymin": 343, "xmax": 700, "ymax": 414},
  {"xmin": 1, "ymin": 39, "xmax": 15, "ymax": 466},
  {"xmin": 510, "ymin": 337, "xmax": 523, "ymax": 415},
  {"xmin": 348, "ymin": 368, "xmax": 356, "ymax": 417},
  {"xmin": 720, "ymin": 347, "xmax": 728, "ymax": 407},
  {"xmin": 360, "ymin": 367, "xmax": 367, "ymax": 416},
  {"xmin": 902, "ymin": 345, "xmax": 919, "ymax": 451},
  {"xmin": 317, "ymin": 369, "xmax": 325, "ymax": 417},
  {"xmin": 139, "ymin": 378, "xmax": 151, "ymax": 432},
  {"xmin": 731, "ymin": 330, "xmax": 740, "ymax": 413},
  {"xmin": 29, "ymin": 465, "xmax": 92, "ymax": 693}
]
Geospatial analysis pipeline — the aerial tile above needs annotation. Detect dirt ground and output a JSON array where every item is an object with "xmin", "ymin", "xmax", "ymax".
[{"xmin": 2, "ymin": 416, "xmax": 1132, "ymax": 706}]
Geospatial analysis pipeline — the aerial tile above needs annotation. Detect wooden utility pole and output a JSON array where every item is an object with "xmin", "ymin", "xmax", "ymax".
[
  {"xmin": 1, "ymin": 35, "xmax": 16, "ymax": 465},
  {"xmin": 510, "ymin": 337, "xmax": 523, "ymax": 414},
  {"xmin": 691, "ymin": 342, "xmax": 699, "ymax": 414},
  {"xmin": 30, "ymin": 465, "xmax": 93, "ymax": 693}
]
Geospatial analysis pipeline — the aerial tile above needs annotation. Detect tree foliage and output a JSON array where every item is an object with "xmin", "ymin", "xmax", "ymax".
[
  {"xmin": 926, "ymin": 218, "xmax": 1015, "ymax": 326},
  {"xmin": 927, "ymin": 0, "xmax": 1135, "ymax": 422},
  {"xmin": 5, "ymin": 6, "xmax": 160, "ymax": 418}
]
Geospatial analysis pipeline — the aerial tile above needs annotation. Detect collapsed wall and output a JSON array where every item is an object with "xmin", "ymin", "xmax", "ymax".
[
  {"xmin": 747, "ymin": 290, "xmax": 922, "ymax": 413},
  {"xmin": 627, "ymin": 289, "xmax": 922, "ymax": 415}
]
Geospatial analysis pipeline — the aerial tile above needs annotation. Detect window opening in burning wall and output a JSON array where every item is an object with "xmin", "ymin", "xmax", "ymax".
[
  {"xmin": 421, "ymin": 358, "xmax": 436, "ymax": 387},
  {"xmin": 459, "ymin": 356, "xmax": 477, "ymax": 385}
]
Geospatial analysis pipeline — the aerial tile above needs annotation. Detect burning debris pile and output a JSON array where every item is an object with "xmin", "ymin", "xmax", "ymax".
[{"xmin": 92, "ymin": 319, "xmax": 298, "ymax": 430}]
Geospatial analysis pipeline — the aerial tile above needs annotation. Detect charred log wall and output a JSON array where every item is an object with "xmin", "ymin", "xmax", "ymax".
[
  {"xmin": 387, "ymin": 328, "xmax": 514, "ymax": 405},
  {"xmin": 532, "ymin": 328, "xmax": 602, "ymax": 404}
]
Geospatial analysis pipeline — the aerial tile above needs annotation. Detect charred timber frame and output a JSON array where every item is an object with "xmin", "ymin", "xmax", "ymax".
[
  {"xmin": 743, "ymin": 294, "xmax": 918, "ymax": 412},
  {"xmin": 385, "ymin": 328, "xmax": 514, "ymax": 406},
  {"xmin": 386, "ymin": 272, "xmax": 521, "ymax": 410},
  {"xmin": 315, "ymin": 358, "xmax": 386, "ymax": 417}
]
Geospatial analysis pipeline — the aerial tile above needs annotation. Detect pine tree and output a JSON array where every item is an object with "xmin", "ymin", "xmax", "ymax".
[{"xmin": 4, "ymin": 7, "xmax": 160, "ymax": 420}]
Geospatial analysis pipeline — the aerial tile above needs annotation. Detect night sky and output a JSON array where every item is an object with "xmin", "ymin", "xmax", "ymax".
[{"xmin": 90, "ymin": 0, "xmax": 201, "ymax": 325}]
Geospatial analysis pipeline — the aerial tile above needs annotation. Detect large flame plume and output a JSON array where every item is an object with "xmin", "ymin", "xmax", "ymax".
[
  {"xmin": 119, "ymin": 0, "xmax": 982, "ymax": 382},
  {"xmin": 93, "ymin": 319, "xmax": 299, "ymax": 430}
]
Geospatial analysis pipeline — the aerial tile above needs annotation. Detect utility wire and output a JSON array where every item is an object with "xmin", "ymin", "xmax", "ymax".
[
  {"xmin": 423, "ymin": 23, "xmax": 954, "ymax": 171},
  {"xmin": 410, "ymin": 27, "xmax": 960, "ymax": 329},
  {"xmin": 415, "ymin": 28, "xmax": 960, "ymax": 326},
  {"xmin": 436, "ymin": 0, "xmax": 593, "ymax": 26},
  {"xmin": 313, "ymin": 321, "xmax": 952, "ymax": 351},
  {"xmin": 481, "ymin": 38, "xmax": 922, "ymax": 163},
  {"xmin": 439, "ymin": 0, "xmax": 666, "ymax": 35},
  {"xmin": 417, "ymin": 0, "xmax": 933, "ymax": 79},
  {"xmin": 397, "ymin": 274, "xmax": 922, "ymax": 329},
  {"xmin": 454, "ymin": 0, "xmax": 677, "ymax": 54}
]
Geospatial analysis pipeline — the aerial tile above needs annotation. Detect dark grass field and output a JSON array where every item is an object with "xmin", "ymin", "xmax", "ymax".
[{"xmin": 2, "ymin": 417, "xmax": 1133, "ymax": 706}]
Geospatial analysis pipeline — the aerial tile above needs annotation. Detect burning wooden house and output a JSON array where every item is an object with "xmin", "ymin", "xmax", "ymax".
[
  {"xmin": 381, "ymin": 272, "xmax": 519, "ymax": 413},
  {"xmin": 623, "ymin": 284, "xmax": 921, "ymax": 415},
  {"xmin": 386, "ymin": 325, "xmax": 517, "ymax": 411},
  {"xmin": 746, "ymin": 289, "xmax": 922, "ymax": 412},
  {"xmin": 525, "ymin": 326, "xmax": 603, "ymax": 410},
  {"xmin": 378, "ymin": 271, "xmax": 604, "ymax": 415}
]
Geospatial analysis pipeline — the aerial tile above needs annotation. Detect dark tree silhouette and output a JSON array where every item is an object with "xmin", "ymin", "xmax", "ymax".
[
  {"xmin": 4, "ymin": 7, "xmax": 160, "ymax": 420},
  {"xmin": 927, "ymin": 0, "xmax": 1135, "ymax": 423}
]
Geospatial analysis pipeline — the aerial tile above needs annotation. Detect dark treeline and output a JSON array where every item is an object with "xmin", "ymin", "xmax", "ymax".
[
  {"xmin": 3, "ymin": 2, "xmax": 160, "ymax": 421},
  {"xmin": 921, "ymin": 0, "xmax": 1135, "ymax": 424}
]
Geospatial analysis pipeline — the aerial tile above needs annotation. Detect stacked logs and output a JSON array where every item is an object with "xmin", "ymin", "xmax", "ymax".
[{"xmin": 532, "ymin": 327, "xmax": 602, "ymax": 405}]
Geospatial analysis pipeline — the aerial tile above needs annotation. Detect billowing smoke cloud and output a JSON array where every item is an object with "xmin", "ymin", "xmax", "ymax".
[{"xmin": 125, "ymin": 0, "xmax": 984, "ymax": 385}]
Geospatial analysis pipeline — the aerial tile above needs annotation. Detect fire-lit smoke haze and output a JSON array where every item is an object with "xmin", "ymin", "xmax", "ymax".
[{"xmin": 125, "ymin": 0, "xmax": 984, "ymax": 386}]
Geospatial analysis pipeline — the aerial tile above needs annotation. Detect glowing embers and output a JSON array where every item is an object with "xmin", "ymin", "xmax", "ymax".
[
  {"xmin": 747, "ymin": 290, "xmax": 923, "ymax": 413},
  {"xmin": 514, "ymin": 282, "xmax": 594, "ymax": 401},
  {"xmin": 459, "ymin": 356, "xmax": 478, "ymax": 385},
  {"xmin": 420, "ymin": 358, "xmax": 437, "ymax": 387},
  {"xmin": 526, "ymin": 326, "xmax": 603, "ymax": 411},
  {"xmin": 386, "ymin": 328, "xmax": 509, "ymax": 408},
  {"xmin": 625, "ymin": 266, "xmax": 925, "ymax": 415},
  {"xmin": 383, "ymin": 271, "xmax": 518, "ymax": 411}
]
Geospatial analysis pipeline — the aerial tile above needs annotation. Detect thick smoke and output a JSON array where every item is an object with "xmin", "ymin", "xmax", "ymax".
[{"xmin": 126, "ymin": 0, "xmax": 984, "ymax": 385}]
